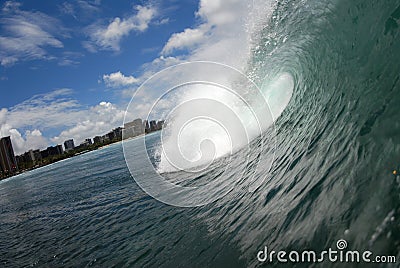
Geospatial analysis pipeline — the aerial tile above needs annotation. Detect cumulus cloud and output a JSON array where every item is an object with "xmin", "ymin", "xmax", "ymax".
[
  {"xmin": 0, "ymin": 1, "xmax": 66, "ymax": 66},
  {"xmin": 103, "ymin": 71, "xmax": 139, "ymax": 88},
  {"xmin": 161, "ymin": 27, "xmax": 207, "ymax": 55},
  {"xmin": 85, "ymin": 5, "xmax": 157, "ymax": 52}
]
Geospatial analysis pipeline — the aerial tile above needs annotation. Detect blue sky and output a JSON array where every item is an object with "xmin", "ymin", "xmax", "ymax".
[{"xmin": 0, "ymin": 0, "xmax": 261, "ymax": 154}]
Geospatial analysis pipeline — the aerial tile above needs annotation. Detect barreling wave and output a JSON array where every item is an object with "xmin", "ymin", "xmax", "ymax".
[
  {"xmin": 125, "ymin": 0, "xmax": 400, "ymax": 265},
  {"xmin": 169, "ymin": 0, "xmax": 400, "ymax": 266}
]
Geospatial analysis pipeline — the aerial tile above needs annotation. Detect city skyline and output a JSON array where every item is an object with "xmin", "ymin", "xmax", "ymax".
[
  {"xmin": 14, "ymin": 117, "xmax": 165, "ymax": 156},
  {"xmin": 0, "ymin": 117, "xmax": 165, "ymax": 178}
]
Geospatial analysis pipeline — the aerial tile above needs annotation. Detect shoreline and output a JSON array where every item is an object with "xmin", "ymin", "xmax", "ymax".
[{"xmin": 0, "ymin": 131, "xmax": 158, "ymax": 182}]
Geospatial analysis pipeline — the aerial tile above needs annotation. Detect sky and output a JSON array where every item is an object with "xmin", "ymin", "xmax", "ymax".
[{"xmin": 0, "ymin": 0, "xmax": 271, "ymax": 155}]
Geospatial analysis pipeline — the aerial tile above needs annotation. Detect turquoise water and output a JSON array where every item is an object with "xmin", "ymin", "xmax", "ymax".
[{"xmin": 1, "ymin": 0, "xmax": 400, "ymax": 267}]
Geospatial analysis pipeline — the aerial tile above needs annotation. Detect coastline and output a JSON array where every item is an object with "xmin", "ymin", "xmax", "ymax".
[{"xmin": 0, "ymin": 131, "xmax": 158, "ymax": 182}]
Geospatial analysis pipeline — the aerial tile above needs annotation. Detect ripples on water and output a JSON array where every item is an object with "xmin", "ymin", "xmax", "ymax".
[{"xmin": 1, "ymin": 0, "xmax": 400, "ymax": 267}]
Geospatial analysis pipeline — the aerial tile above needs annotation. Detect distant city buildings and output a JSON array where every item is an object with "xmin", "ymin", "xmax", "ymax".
[
  {"xmin": 41, "ymin": 145, "xmax": 64, "ymax": 158},
  {"xmin": 93, "ymin": 127, "xmax": 123, "ymax": 145},
  {"xmin": 1, "ymin": 117, "xmax": 165, "ymax": 179},
  {"xmin": 83, "ymin": 138, "xmax": 93, "ymax": 146},
  {"xmin": 149, "ymin": 120, "xmax": 157, "ymax": 132},
  {"xmin": 93, "ymin": 136, "xmax": 102, "ymax": 144},
  {"xmin": 124, "ymin": 118, "xmax": 145, "ymax": 138},
  {"xmin": 113, "ymin": 127, "xmax": 123, "ymax": 140},
  {"xmin": 157, "ymin": 120, "xmax": 165, "ymax": 130},
  {"xmin": 16, "ymin": 149, "xmax": 42, "ymax": 165},
  {"xmin": 64, "ymin": 139, "xmax": 75, "ymax": 152},
  {"xmin": 143, "ymin": 120, "xmax": 150, "ymax": 133},
  {"xmin": 124, "ymin": 118, "xmax": 164, "ymax": 139},
  {"xmin": 0, "ymin": 136, "xmax": 18, "ymax": 175}
]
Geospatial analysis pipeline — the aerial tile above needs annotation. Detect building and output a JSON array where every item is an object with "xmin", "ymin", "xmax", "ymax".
[
  {"xmin": 64, "ymin": 139, "xmax": 75, "ymax": 152},
  {"xmin": 123, "ymin": 119, "xmax": 144, "ymax": 139},
  {"xmin": 16, "ymin": 155, "xmax": 25, "ymax": 166},
  {"xmin": 143, "ymin": 120, "xmax": 150, "ymax": 133},
  {"xmin": 157, "ymin": 120, "xmax": 165, "ymax": 130},
  {"xmin": 24, "ymin": 149, "xmax": 41, "ymax": 163},
  {"xmin": 16, "ymin": 149, "xmax": 42, "ymax": 166},
  {"xmin": 41, "ymin": 145, "xmax": 63, "ymax": 158},
  {"xmin": 106, "ymin": 131, "xmax": 115, "ymax": 141},
  {"xmin": 0, "ymin": 136, "xmax": 18, "ymax": 175},
  {"xmin": 149, "ymin": 120, "xmax": 157, "ymax": 132},
  {"xmin": 102, "ymin": 134, "xmax": 110, "ymax": 142},
  {"xmin": 93, "ymin": 136, "xmax": 103, "ymax": 144},
  {"xmin": 113, "ymin": 127, "xmax": 123, "ymax": 140},
  {"xmin": 76, "ymin": 139, "xmax": 93, "ymax": 149},
  {"xmin": 84, "ymin": 138, "xmax": 93, "ymax": 145},
  {"xmin": 31, "ymin": 149, "xmax": 42, "ymax": 162}
]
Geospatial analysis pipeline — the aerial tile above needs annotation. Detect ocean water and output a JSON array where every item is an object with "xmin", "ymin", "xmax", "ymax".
[{"xmin": 1, "ymin": 0, "xmax": 400, "ymax": 267}]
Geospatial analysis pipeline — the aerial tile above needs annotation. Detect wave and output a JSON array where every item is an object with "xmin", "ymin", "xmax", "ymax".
[
  {"xmin": 123, "ymin": 0, "xmax": 400, "ymax": 264},
  {"xmin": 150, "ymin": 0, "xmax": 400, "ymax": 264}
]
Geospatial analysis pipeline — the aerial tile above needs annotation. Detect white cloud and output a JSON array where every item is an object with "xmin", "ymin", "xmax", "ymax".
[
  {"xmin": 161, "ymin": 27, "xmax": 207, "ymax": 55},
  {"xmin": 77, "ymin": 0, "xmax": 101, "ymax": 14},
  {"xmin": 24, "ymin": 130, "xmax": 48, "ymax": 153},
  {"xmin": 85, "ymin": 5, "xmax": 157, "ymax": 52},
  {"xmin": 2, "ymin": 1, "xmax": 21, "ymax": 12},
  {"xmin": 60, "ymin": 2, "xmax": 77, "ymax": 20},
  {"xmin": 155, "ymin": 18, "xmax": 170, "ymax": 26},
  {"xmin": 0, "ymin": 1, "xmax": 66, "ymax": 66},
  {"xmin": 58, "ymin": 51, "xmax": 83, "ymax": 66},
  {"xmin": 119, "ymin": 55, "xmax": 183, "ymax": 100},
  {"xmin": 60, "ymin": 1, "xmax": 101, "ymax": 20},
  {"xmin": 103, "ymin": 71, "xmax": 139, "ymax": 88}
]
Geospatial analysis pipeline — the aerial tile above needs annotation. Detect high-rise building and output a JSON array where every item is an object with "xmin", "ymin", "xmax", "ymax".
[
  {"xmin": 157, "ymin": 120, "xmax": 165, "ymax": 130},
  {"xmin": 93, "ymin": 136, "xmax": 103, "ymax": 144},
  {"xmin": 41, "ymin": 145, "xmax": 63, "ymax": 158},
  {"xmin": 123, "ymin": 119, "xmax": 144, "ymax": 139},
  {"xmin": 17, "ymin": 149, "xmax": 42, "ymax": 165},
  {"xmin": 32, "ymin": 149, "xmax": 42, "ymax": 162},
  {"xmin": 64, "ymin": 139, "xmax": 75, "ymax": 152},
  {"xmin": 0, "ymin": 136, "xmax": 18, "ymax": 175},
  {"xmin": 149, "ymin": 120, "xmax": 157, "ymax": 132},
  {"xmin": 143, "ymin": 120, "xmax": 150, "ymax": 133},
  {"xmin": 24, "ymin": 150, "xmax": 36, "ymax": 162},
  {"xmin": 113, "ymin": 127, "xmax": 123, "ymax": 140},
  {"xmin": 84, "ymin": 138, "xmax": 93, "ymax": 145},
  {"xmin": 106, "ymin": 131, "xmax": 115, "ymax": 141}
]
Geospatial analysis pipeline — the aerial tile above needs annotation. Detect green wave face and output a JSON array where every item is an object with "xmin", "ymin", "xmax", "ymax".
[{"xmin": 234, "ymin": 0, "xmax": 400, "ymax": 262}]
